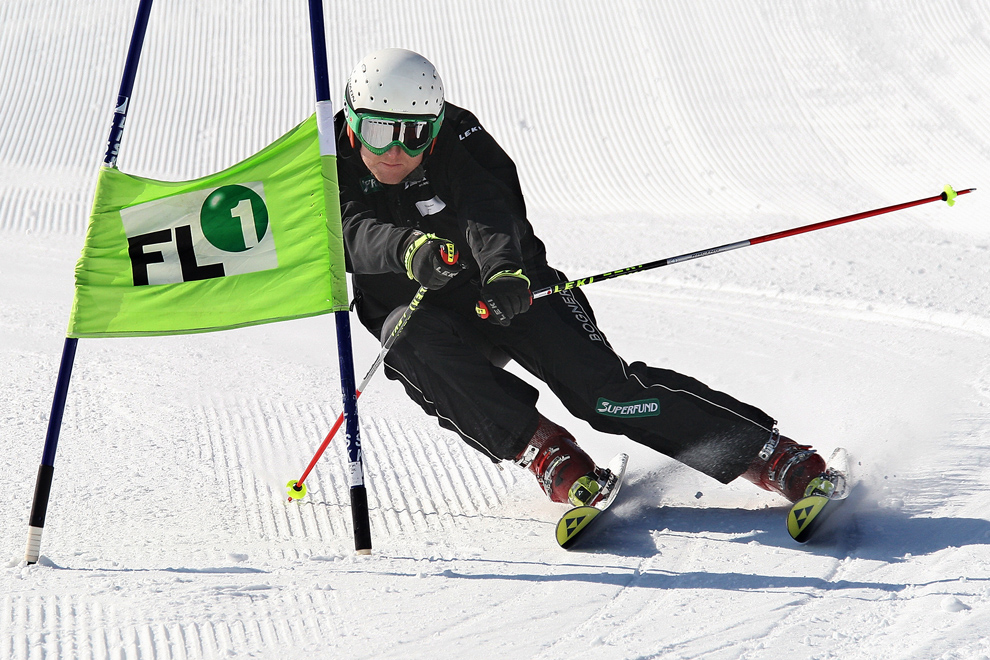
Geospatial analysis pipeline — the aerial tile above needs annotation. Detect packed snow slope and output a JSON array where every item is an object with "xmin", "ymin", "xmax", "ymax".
[{"xmin": 3, "ymin": 1, "xmax": 990, "ymax": 658}]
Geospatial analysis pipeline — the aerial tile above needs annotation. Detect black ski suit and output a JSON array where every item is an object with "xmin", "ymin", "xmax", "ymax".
[{"xmin": 336, "ymin": 103, "xmax": 776, "ymax": 483}]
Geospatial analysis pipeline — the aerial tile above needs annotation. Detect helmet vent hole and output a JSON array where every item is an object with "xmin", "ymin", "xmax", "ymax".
[{"xmin": 347, "ymin": 49, "xmax": 444, "ymax": 119}]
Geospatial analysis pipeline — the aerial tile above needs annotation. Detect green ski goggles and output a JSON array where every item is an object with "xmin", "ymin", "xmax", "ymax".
[{"xmin": 345, "ymin": 104, "xmax": 444, "ymax": 157}]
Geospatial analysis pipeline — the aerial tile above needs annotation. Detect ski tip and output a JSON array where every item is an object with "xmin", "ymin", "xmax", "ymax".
[
  {"xmin": 607, "ymin": 452, "xmax": 630, "ymax": 473},
  {"xmin": 556, "ymin": 506, "xmax": 601, "ymax": 548},
  {"xmin": 787, "ymin": 494, "xmax": 830, "ymax": 543},
  {"xmin": 596, "ymin": 453, "xmax": 629, "ymax": 510}
]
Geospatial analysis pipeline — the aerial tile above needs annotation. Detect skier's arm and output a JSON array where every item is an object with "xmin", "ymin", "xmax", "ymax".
[
  {"xmin": 338, "ymin": 165, "xmax": 417, "ymax": 275},
  {"xmin": 442, "ymin": 115, "xmax": 528, "ymax": 282},
  {"xmin": 438, "ymin": 111, "xmax": 535, "ymax": 323}
]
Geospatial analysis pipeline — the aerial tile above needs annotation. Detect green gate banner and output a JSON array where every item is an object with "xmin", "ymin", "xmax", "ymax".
[{"xmin": 67, "ymin": 113, "xmax": 347, "ymax": 338}]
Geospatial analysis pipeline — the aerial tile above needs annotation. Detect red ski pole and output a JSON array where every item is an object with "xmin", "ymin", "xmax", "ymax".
[
  {"xmin": 531, "ymin": 185, "xmax": 974, "ymax": 300},
  {"xmin": 286, "ymin": 286, "xmax": 428, "ymax": 501},
  {"xmin": 286, "ymin": 242, "xmax": 461, "ymax": 500}
]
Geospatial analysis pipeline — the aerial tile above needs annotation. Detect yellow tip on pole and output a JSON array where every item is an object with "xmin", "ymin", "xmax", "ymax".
[
  {"xmin": 286, "ymin": 480, "xmax": 307, "ymax": 501},
  {"xmin": 943, "ymin": 184, "xmax": 958, "ymax": 207}
]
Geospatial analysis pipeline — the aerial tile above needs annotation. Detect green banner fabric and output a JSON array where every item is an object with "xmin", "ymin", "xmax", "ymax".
[{"xmin": 67, "ymin": 113, "xmax": 348, "ymax": 338}]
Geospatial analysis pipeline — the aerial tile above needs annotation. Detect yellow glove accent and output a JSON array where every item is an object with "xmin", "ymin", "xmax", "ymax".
[
  {"xmin": 403, "ymin": 232, "xmax": 438, "ymax": 280},
  {"xmin": 485, "ymin": 269, "xmax": 530, "ymax": 286}
]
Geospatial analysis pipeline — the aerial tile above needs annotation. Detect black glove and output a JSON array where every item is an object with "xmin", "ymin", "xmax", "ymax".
[
  {"xmin": 403, "ymin": 232, "xmax": 461, "ymax": 290},
  {"xmin": 477, "ymin": 270, "xmax": 532, "ymax": 326}
]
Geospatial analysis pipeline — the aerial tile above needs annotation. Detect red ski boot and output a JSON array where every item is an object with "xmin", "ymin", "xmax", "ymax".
[
  {"xmin": 515, "ymin": 417, "xmax": 606, "ymax": 506},
  {"xmin": 741, "ymin": 431, "xmax": 827, "ymax": 503}
]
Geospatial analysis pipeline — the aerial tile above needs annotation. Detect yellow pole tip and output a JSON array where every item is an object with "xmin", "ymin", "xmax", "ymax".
[{"xmin": 286, "ymin": 480, "xmax": 307, "ymax": 500}]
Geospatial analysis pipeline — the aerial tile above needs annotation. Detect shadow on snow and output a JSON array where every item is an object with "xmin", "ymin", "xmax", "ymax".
[{"xmin": 588, "ymin": 496, "xmax": 990, "ymax": 564}]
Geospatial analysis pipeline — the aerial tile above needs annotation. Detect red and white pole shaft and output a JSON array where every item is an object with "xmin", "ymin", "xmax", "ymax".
[{"xmin": 532, "ymin": 186, "xmax": 974, "ymax": 300}]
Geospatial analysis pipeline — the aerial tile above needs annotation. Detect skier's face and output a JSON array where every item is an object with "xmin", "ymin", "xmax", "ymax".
[{"xmin": 361, "ymin": 144, "xmax": 423, "ymax": 185}]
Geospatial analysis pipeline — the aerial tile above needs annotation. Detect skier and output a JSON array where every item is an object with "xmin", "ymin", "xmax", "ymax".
[{"xmin": 335, "ymin": 48, "xmax": 836, "ymax": 510}]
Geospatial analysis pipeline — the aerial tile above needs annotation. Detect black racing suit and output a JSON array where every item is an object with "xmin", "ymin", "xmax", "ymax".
[{"xmin": 336, "ymin": 103, "xmax": 775, "ymax": 483}]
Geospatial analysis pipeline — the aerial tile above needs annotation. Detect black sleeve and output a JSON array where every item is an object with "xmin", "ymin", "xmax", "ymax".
[
  {"xmin": 335, "ymin": 115, "xmax": 416, "ymax": 275},
  {"xmin": 439, "ymin": 110, "xmax": 528, "ymax": 283},
  {"xmin": 338, "ymin": 169, "xmax": 415, "ymax": 275}
]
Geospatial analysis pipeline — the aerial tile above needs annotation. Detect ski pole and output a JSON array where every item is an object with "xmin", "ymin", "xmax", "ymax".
[
  {"xmin": 531, "ymin": 185, "xmax": 974, "ymax": 300},
  {"xmin": 286, "ymin": 284, "xmax": 429, "ymax": 500},
  {"xmin": 286, "ymin": 241, "xmax": 462, "ymax": 500}
]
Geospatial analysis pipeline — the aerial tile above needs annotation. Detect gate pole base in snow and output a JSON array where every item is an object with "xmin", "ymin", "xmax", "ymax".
[
  {"xmin": 334, "ymin": 311, "xmax": 372, "ymax": 555},
  {"xmin": 25, "ymin": 337, "xmax": 78, "ymax": 564},
  {"xmin": 27, "ymin": 0, "xmax": 155, "ymax": 565}
]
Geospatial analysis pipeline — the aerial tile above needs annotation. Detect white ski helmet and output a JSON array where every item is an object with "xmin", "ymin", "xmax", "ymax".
[{"xmin": 345, "ymin": 48, "xmax": 444, "ymax": 119}]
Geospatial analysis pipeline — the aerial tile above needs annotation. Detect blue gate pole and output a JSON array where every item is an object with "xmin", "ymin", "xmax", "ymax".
[
  {"xmin": 25, "ymin": 0, "xmax": 155, "ymax": 565},
  {"xmin": 25, "ymin": 338, "xmax": 78, "ymax": 564},
  {"xmin": 307, "ymin": 0, "xmax": 373, "ymax": 554}
]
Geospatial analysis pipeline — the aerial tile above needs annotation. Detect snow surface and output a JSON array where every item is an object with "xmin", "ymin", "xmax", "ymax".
[{"xmin": 3, "ymin": 1, "xmax": 990, "ymax": 658}]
